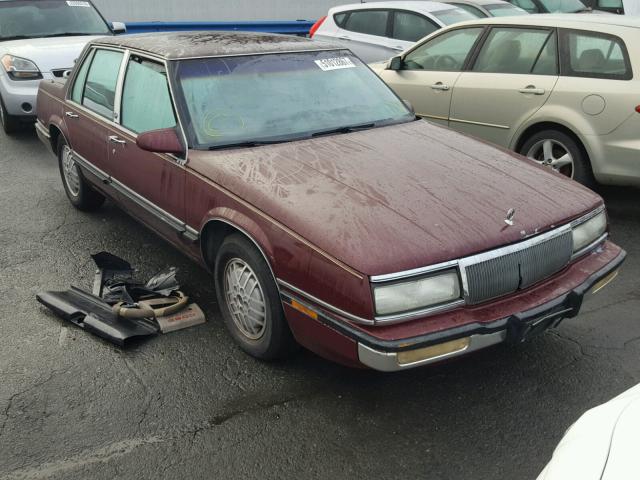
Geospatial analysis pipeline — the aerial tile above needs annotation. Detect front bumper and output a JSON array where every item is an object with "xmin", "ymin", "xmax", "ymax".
[
  {"xmin": 282, "ymin": 241, "xmax": 625, "ymax": 372},
  {"xmin": 0, "ymin": 72, "xmax": 42, "ymax": 117}
]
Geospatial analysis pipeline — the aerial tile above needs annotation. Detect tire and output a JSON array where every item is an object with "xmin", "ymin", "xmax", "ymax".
[
  {"xmin": 0, "ymin": 94, "xmax": 20, "ymax": 135},
  {"xmin": 57, "ymin": 135, "xmax": 105, "ymax": 211},
  {"xmin": 519, "ymin": 129, "xmax": 596, "ymax": 188},
  {"xmin": 214, "ymin": 234, "xmax": 297, "ymax": 360}
]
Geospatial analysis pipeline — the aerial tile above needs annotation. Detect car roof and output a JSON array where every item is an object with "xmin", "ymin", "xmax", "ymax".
[
  {"xmin": 329, "ymin": 1, "xmax": 457, "ymax": 14},
  {"xmin": 443, "ymin": 0, "xmax": 512, "ymax": 6},
  {"xmin": 92, "ymin": 31, "xmax": 343, "ymax": 60},
  {"xmin": 453, "ymin": 12, "xmax": 640, "ymax": 29}
]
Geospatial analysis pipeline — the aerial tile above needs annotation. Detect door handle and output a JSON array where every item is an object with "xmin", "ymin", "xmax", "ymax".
[
  {"xmin": 518, "ymin": 86, "xmax": 546, "ymax": 95},
  {"xmin": 108, "ymin": 135, "xmax": 126, "ymax": 145},
  {"xmin": 430, "ymin": 82, "xmax": 450, "ymax": 91},
  {"xmin": 65, "ymin": 111, "xmax": 79, "ymax": 118}
]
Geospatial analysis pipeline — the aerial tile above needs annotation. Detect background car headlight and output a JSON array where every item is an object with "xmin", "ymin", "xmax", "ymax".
[
  {"xmin": 572, "ymin": 210, "xmax": 607, "ymax": 254},
  {"xmin": 1, "ymin": 55, "xmax": 42, "ymax": 80},
  {"xmin": 373, "ymin": 270, "xmax": 461, "ymax": 316}
]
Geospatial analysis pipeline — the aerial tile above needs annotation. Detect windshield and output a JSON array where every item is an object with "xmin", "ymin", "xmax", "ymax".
[
  {"xmin": 485, "ymin": 3, "xmax": 530, "ymax": 15},
  {"xmin": 539, "ymin": 0, "xmax": 588, "ymax": 12},
  {"xmin": 0, "ymin": 0, "xmax": 110, "ymax": 40},
  {"xmin": 431, "ymin": 7, "xmax": 479, "ymax": 24},
  {"xmin": 172, "ymin": 51, "xmax": 414, "ymax": 149}
]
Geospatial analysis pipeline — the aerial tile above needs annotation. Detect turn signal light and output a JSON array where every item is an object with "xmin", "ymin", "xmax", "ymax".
[{"xmin": 291, "ymin": 300, "xmax": 318, "ymax": 320}]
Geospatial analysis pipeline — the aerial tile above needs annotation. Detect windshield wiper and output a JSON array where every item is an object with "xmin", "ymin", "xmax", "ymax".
[
  {"xmin": 207, "ymin": 139, "xmax": 292, "ymax": 150},
  {"xmin": 0, "ymin": 35, "xmax": 33, "ymax": 42},
  {"xmin": 39, "ymin": 32, "xmax": 105, "ymax": 38},
  {"xmin": 311, "ymin": 122, "xmax": 377, "ymax": 138}
]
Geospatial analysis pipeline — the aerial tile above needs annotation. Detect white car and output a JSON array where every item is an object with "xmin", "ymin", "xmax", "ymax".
[
  {"xmin": 442, "ymin": 0, "xmax": 530, "ymax": 17},
  {"xmin": 310, "ymin": 1, "xmax": 477, "ymax": 63},
  {"xmin": 538, "ymin": 383, "xmax": 640, "ymax": 479},
  {"xmin": 0, "ymin": 0, "xmax": 125, "ymax": 134}
]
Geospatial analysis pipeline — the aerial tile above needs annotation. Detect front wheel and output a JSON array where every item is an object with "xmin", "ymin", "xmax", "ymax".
[
  {"xmin": 214, "ymin": 234, "xmax": 297, "ymax": 360},
  {"xmin": 0, "ymin": 94, "xmax": 20, "ymax": 135},
  {"xmin": 57, "ymin": 136, "xmax": 105, "ymax": 211},
  {"xmin": 520, "ymin": 130, "xmax": 595, "ymax": 188}
]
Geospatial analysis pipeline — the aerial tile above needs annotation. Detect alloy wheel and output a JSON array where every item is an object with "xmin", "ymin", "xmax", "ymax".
[
  {"xmin": 61, "ymin": 145, "xmax": 81, "ymax": 197},
  {"xmin": 526, "ymin": 139, "xmax": 575, "ymax": 178},
  {"xmin": 223, "ymin": 258, "xmax": 267, "ymax": 340}
]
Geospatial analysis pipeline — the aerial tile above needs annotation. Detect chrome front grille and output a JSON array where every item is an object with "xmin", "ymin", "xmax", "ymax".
[{"xmin": 461, "ymin": 228, "xmax": 573, "ymax": 305}]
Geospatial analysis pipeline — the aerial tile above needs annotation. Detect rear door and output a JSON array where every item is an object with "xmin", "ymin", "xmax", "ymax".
[
  {"xmin": 376, "ymin": 27, "xmax": 485, "ymax": 126},
  {"xmin": 449, "ymin": 26, "xmax": 559, "ymax": 146},
  {"xmin": 106, "ymin": 52, "xmax": 186, "ymax": 239},
  {"xmin": 65, "ymin": 47, "xmax": 125, "ymax": 177},
  {"xmin": 333, "ymin": 9, "xmax": 396, "ymax": 63}
]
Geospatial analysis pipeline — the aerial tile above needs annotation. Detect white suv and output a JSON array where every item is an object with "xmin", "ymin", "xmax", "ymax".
[{"xmin": 310, "ymin": 1, "xmax": 477, "ymax": 63}]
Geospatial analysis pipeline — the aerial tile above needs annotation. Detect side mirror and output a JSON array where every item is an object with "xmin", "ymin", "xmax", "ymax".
[
  {"xmin": 111, "ymin": 21, "xmax": 127, "ymax": 34},
  {"xmin": 137, "ymin": 128, "xmax": 184, "ymax": 155},
  {"xmin": 388, "ymin": 56, "xmax": 403, "ymax": 71}
]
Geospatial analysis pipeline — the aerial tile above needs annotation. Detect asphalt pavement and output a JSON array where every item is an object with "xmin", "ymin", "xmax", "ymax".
[{"xmin": 0, "ymin": 127, "xmax": 639, "ymax": 480}]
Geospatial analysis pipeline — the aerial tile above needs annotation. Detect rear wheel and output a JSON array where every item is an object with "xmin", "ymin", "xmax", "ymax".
[
  {"xmin": 0, "ymin": 94, "xmax": 20, "ymax": 135},
  {"xmin": 214, "ymin": 234, "xmax": 297, "ymax": 360},
  {"xmin": 57, "ymin": 136, "xmax": 105, "ymax": 211},
  {"xmin": 520, "ymin": 129, "xmax": 595, "ymax": 188}
]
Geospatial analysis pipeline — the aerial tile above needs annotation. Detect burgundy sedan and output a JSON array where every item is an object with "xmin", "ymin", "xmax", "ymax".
[{"xmin": 35, "ymin": 32, "xmax": 625, "ymax": 371}]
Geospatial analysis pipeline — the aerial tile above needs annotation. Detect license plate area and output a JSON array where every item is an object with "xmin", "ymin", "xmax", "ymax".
[{"xmin": 507, "ymin": 306, "xmax": 575, "ymax": 344}]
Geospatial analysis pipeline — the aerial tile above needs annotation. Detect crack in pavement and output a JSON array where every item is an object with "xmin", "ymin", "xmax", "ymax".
[{"xmin": 1, "ymin": 393, "xmax": 308, "ymax": 480}]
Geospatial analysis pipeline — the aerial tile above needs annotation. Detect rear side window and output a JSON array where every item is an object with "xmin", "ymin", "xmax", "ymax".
[
  {"xmin": 510, "ymin": 0, "xmax": 540, "ymax": 12},
  {"xmin": 334, "ymin": 12, "xmax": 348, "ymax": 27},
  {"xmin": 403, "ymin": 27, "xmax": 484, "ymax": 71},
  {"xmin": 121, "ymin": 56, "xmax": 176, "ymax": 134},
  {"xmin": 70, "ymin": 49, "xmax": 95, "ymax": 104},
  {"xmin": 342, "ymin": 10, "xmax": 389, "ymax": 37},
  {"xmin": 82, "ymin": 49, "xmax": 124, "ymax": 120},
  {"xmin": 472, "ymin": 27, "xmax": 558, "ymax": 75},
  {"xmin": 562, "ymin": 30, "xmax": 631, "ymax": 80},
  {"xmin": 392, "ymin": 11, "xmax": 438, "ymax": 42}
]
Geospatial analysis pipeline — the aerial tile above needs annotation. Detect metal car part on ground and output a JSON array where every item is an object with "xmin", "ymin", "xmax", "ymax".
[{"xmin": 36, "ymin": 252, "xmax": 205, "ymax": 346}]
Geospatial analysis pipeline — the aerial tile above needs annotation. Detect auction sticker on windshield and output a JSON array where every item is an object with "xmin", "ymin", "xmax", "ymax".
[
  {"xmin": 315, "ymin": 57, "xmax": 356, "ymax": 71},
  {"xmin": 66, "ymin": 1, "xmax": 91, "ymax": 6}
]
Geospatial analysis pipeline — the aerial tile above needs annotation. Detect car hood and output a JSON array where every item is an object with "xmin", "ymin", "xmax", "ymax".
[
  {"xmin": 538, "ymin": 383, "xmax": 640, "ymax": 480},
  {"xmin": 188, "ymin": 120, "xmax": 602, "ymax": 276},
  {"xmin": 0, "ymin": 35, "xmax": 103, "ymax": 72}
]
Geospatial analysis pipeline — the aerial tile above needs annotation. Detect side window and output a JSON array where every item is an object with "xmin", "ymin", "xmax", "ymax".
[
  {"xmin": 563, "ymin": 30, "xmax": 631, "ymax": 80},
  {"xmin": 342, "ymin": 10, "xmax": 389, "ymax": 37},
  {"xmin": 70, "ymin": 49, "xmax": 95, "ymax": 104},
  {"xmin": 472, "ymin": 28, "xmax": 557, "ymax": 75},
  {"xmin": 510, "ymin": 0, "xmax": 540, "ymax": 12},
  {"xmin": 82, "ymin": 49, "xmax": 124, "ymax": 120},
  {"xmin": 392, "ymin": 11, "xmax": 439, "ymax": 42},
  {"xmin": 121, "ymin": 56, "xmax": 176, "ymax": 134},
  {"xmin": 334, "ymin": 12, "xmax": 348, "ymax": 27},
  {"xmin": 449, "ymin": 3, "xmax": 488, "ymax": 17},
  {"xmin": 403, "ymin": 27, "xmax": 484, "ymax": 71}
]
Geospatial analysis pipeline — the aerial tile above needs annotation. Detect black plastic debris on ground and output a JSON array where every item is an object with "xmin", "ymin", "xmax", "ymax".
[{"xmin": 37, "ymin": 252, "xmax": 202, "ymax": 347}]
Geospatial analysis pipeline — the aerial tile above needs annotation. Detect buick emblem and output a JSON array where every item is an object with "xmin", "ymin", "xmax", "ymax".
[{"xmin": 504, "ymin": 208, "xmax": 516, "ymax": 226}]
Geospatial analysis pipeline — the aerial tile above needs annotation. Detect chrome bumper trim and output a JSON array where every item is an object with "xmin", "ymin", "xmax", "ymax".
[{"xmin": 358, "ymin": 331, "xmax": 507, "ymax": 372}]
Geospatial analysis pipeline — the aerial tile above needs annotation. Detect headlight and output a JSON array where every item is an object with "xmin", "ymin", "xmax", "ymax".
[
  {"xmin": 572, "ymin": 210, "xmax": 607, "ymax": 254},
  {"xmin": 373, "ymin": 270, "xmax": 461, "ymax": 316},
  {"xmin": 1, "ymin": 54, "xmax": 42, "ymax": 80}
]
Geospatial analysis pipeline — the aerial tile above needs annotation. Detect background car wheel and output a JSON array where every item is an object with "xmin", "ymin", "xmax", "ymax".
[
  {"xmin": 0, "ymin": 95, "xmax": 20, "ymax": 135},
  {"xmin": 57, "ymin": 136, "xmax": 105, "ymax": 211},
  {"xmin": 214, "ymin": 234, "xmax": 297, "ymax": 360},
  {"xmin": 520, "ymin": 130, "xmax": 595, "ymax": 188}
]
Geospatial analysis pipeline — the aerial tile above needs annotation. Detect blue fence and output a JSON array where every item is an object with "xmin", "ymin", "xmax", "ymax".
[{"xmin": 124, "ymin": 20, "xmax": 315, "ymax": 36}]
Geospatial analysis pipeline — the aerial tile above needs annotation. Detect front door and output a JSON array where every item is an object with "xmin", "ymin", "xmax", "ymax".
[
  {"xmin": 377, "ymin": 27, "xmax": 484, "ymax": 126},
  {"xmin": 449, "ymin": 27, "xmax": 559, "ymax": 147},
  {"xmin": 107, "ymin": 53, "xmax": 186, "ymax": 240}
]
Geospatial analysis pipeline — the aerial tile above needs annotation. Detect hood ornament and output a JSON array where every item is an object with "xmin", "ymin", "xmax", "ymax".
[{"xmin": 504, "ymin": 208, "xmax": 516, "ymax": 226}]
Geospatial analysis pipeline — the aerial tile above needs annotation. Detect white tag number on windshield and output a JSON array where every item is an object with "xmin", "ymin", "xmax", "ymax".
[
  {"xmin": 314, "ymin": 58, "xmax": 356, "ymax": 72},
  {"xmin": 66, "ymin": 1, "xmax": 91, "ymax": 7}
]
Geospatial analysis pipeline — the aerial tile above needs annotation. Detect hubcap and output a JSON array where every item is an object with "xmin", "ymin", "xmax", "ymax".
[
  {"xmin": 526, "ymin": 139, "xmax": 574, "ymax": 178},
  {"xmin": 223, "ymin": 258, "xmax": 267, "ymax": 340},
  {"xmin": 61, "ymin": 145, "xmax": 81, "ymax": 197}
]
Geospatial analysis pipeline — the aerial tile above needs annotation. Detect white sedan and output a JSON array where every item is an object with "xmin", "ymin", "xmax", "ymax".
[{"xmin": 538, "ymin": 383, "xmax": 640, "ymax": 479}]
